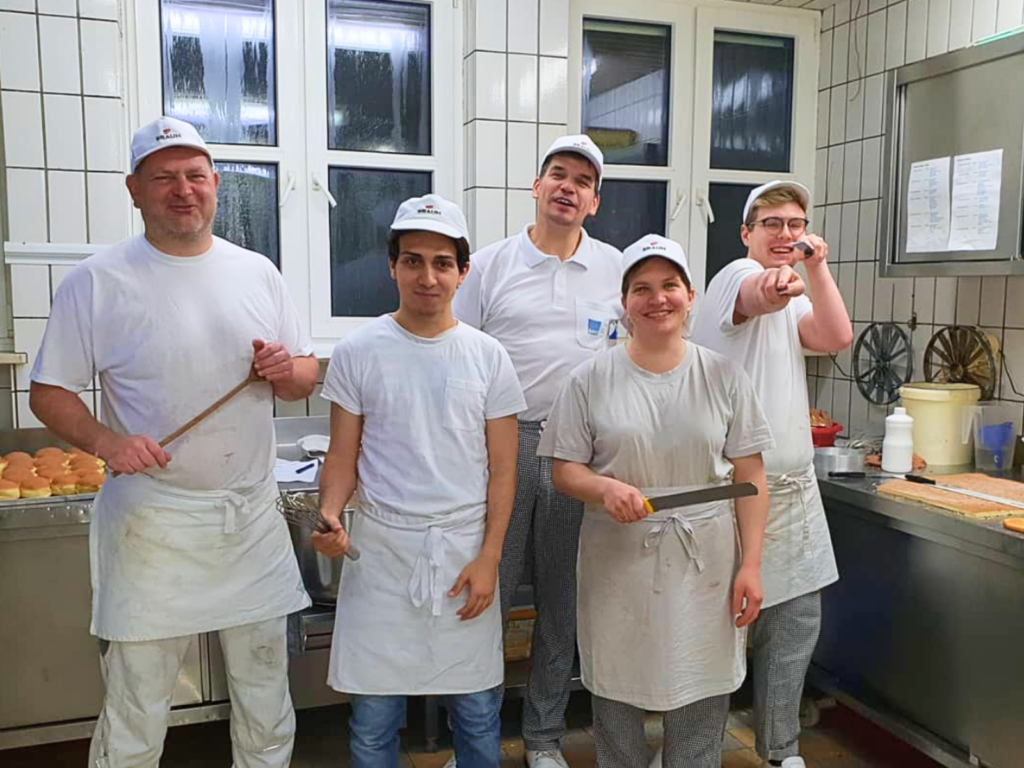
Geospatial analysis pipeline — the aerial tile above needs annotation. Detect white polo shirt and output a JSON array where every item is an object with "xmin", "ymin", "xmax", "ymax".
[{"xmin": 453, "ymin": 226, "xmax": 623, "ymax": 422}]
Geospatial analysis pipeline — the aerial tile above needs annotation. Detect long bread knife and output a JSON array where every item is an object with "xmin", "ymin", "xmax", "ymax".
[
  {"xmin": 642, "ymin": 483, "xmax": 758, "ymax": 515},
  {"xmin": 903, "ymin": 474, "xmax": 1024, "ymax": 512}
]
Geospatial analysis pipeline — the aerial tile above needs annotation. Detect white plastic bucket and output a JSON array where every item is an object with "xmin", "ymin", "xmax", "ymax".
[{"xmin": 898, "ymin": 383, "xmax": 981, "ymax": 467}]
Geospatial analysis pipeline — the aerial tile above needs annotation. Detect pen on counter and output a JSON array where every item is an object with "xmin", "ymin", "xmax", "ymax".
[{"xmin": 296, "ymin": 462, "xmax": 317, "ymax": 475}]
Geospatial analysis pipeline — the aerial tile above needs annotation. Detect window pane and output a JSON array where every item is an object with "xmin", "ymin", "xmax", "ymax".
[
  {"xmin": 710, "ymin": 32, "xmax": 794, "ymax": 173},
  {"xmin": 161, "ymin": 0, "xmax": 276, "ymax": 145},
  {"xmin": 327, "ymin": 0, "xmax": 431, "ymax": 154},
  {"xmin": 328, "ymin": 167, "xmax": 431, "ymax": 316},
  {"xmin": 213, "ymin": 162, "xmax": 279, "ymax": 266},
  {"xmin": 586, "ymin": 180, "xmax": 667, "ymax": 251},
  {"xmin": 705, "ymin": 182, "xmax": 758, "ymax": 285},
  {"xmin": 582, "ymin": 19, "xmax": 670, "ymax": 167}
]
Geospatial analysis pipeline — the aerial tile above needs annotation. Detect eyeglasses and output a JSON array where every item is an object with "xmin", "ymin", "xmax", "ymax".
[{"xmin": 748, "ymin": 217, "xmax": 810, "ymax": 235}]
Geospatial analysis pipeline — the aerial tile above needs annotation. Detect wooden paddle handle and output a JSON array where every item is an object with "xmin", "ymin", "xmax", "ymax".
[{"xmin": 158, "ymin": 374, "xmax": 258, "ymax": 448}]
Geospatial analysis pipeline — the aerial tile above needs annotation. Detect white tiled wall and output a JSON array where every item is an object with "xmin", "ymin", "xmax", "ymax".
[
  {"xmin": 810, "ymin": 0, "xmax": 1024, "ymax": 440},
  {"xmin": 0, "ymin": 2, "xmax": 129, "ymax": 427}
]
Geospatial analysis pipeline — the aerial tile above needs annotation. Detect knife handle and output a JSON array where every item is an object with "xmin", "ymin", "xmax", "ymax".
[
  {"xmin": 904, "ymin": 474, "xmax": 934, "ymax": 485},
  {"xmin": 642, "ymin": 498, "xmax": 655, "ymax": 516},
  {"xmin": 829, "ymin": 471, "xmax": 866, "ymax": 478}
]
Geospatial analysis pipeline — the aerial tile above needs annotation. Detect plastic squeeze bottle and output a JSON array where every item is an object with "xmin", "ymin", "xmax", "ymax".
[{"xmin": 882, "ymin": 407, "xmax": 914, "ymax": 474}]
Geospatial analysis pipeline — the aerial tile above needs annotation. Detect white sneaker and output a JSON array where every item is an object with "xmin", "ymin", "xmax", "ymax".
[
  {"xmin": 779, "ymin": 758, "xmax": 807, "ymax": 768},
  {"xmin": 649, "ymin": 746, "xmax": 663, "ymax": 768},
  {"xmin": 526, "ymin": 749, "xmax": 571, "ymax": 768},
  {"xmin": 442, "ymin": 756, "xmax": 457, "ymax": 768}
]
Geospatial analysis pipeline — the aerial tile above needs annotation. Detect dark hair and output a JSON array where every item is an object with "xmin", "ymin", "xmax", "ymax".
[
  {"xmin": 388, "ymin": 230, "xmax": 470, "ymax": 272},
  {"xmin": 539, "ymin": 151, "xmax": 600, "ymax": 188},
  {"xmin": 621, "ymin": 256, "xmax": 691, "ymax": 298}
]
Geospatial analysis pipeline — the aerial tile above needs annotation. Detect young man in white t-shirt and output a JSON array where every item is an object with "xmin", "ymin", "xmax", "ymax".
[
  {"xmin": 452, "ymin": 135, "xmax": 623, "ymax": 768},
  {"xmin": 690, "ymin": 181, "xmax": 853, "ymax": 768},
  {"xmin": 29, "ymin": 117, "xmax": 318, "ymax": 768},
  {"xmin": 313, "ymin": 195, "xmax": 526, "ymax": 768}
]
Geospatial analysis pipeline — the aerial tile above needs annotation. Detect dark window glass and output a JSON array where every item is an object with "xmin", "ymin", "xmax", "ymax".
[
  {"xmin": 161, "ymin": 0, "xmax": 276, "ymax": 145},
  {"xmin": 706, "ymin": 182, "xmax": 758, "ymax": 285},
  {"xmin": 214, "ymin": 162, "xmax": 279, "ymax": 266},
  {"xmin": 710, "ymin": 32, "xmax": 794, "ymax": 172},
  {"xmin": 586, "ymin": 180, "xmax": 667, "ymax": 251},
  {"xmin": 327, "ymin": 0, "xmax": 431, "ymax": 154},
  {"xmin": 582, "ymin": 19, "xmax": 670, "ymax": 167},
  {"xmin": 328, "ymin": 167, "xmax": 431, "ymax": 316}
]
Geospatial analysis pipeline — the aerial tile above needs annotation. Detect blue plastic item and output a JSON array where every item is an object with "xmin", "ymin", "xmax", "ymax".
[{"xmin": 979, "ymin": 421, "xmax": 1015, "ymax": 468}]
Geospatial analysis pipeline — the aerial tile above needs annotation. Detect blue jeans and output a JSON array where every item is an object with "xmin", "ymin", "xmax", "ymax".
[{"xmin": 350, "ymin": 687, "xmax": 502, "ymax": 768}]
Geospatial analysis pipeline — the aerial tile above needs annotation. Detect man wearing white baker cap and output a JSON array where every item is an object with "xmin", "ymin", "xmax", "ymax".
[
  {"xmin": 30, "ymin": 116, "xmax": 318, "ymax": 767},
  {"xmin": 453, "ymin": 135, "xmax": 623, "ymax": 767},
  {"xmin": 690, "ymin": 180, "xmax": 853, "ymax": 768},
  {"xmin": 315, "ymin": 194, "xmax": 525, "ymax": 766}
]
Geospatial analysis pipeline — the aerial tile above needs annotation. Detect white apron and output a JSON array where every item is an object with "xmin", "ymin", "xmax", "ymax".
[
  {"xmin": 760, "ymin": 463, "xmax": 839, "ymax": 609},
  {"xmin": 577, "ymin": 487, "xmax": 747, "ymax": 711},
  {"xmin": 328, "ymin": 503, "xmax": 504, "ymax": 696},
  {"xmin": 90, "ymin": 473, "xmax": 310, "ymax": 641}
]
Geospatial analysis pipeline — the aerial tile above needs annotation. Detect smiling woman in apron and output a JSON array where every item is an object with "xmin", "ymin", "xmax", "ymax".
[
  {"xmin": 537, "ymin": 235, "xmax": 774, "ymax": 768},
  {"xmin": 313, "ymin": 195, "xmax": 526, "ymax": 768}
]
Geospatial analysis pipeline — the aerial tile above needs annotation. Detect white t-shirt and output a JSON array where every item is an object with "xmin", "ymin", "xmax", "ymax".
[
  {"xmin": 31, "ymin": 235, "xmax": 313, "ymax": 491},
  {"xmin": 690, "ymin": 258, "xmax": 814, "ymax": 475},
  {"xmin": 320, "ymin": 315, "xmax": 526, "ymax": 518},
  {"xmin": 452, "ymin": 226, "xmax": 623, "ymax": 422}
]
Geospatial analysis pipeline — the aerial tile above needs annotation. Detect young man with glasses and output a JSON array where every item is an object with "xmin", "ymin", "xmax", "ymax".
[{"xmin": 690, "ymin": 181, "xmax": 853, "ymax": 768}]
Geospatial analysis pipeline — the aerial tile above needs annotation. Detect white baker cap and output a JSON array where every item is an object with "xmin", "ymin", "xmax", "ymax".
[
  {"xmin": 742, "ymin": 180, "xmax": 812, "ymax": 223},
  {"xmin": 622, "ymin": 234, "xmax": 692, "ymax": 287},
  {"xmin": 130, "ymin": 116, "xmax": 212, "ymax": 174},
  {"xmin": 390, "ymin": 194, "xmax": 470, "ymax": 245},
  {"xmin": 540, "ymin": 134, "xmax": 604, "ymax": 189}
]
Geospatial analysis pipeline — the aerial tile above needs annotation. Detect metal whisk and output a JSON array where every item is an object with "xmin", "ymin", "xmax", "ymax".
[{"xmin": 277, "ymin": 492, "xmax": 361, "ymax": 561}]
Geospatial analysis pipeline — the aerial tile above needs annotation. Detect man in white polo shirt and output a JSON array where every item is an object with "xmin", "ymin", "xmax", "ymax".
[
  {"xmin": 452, "ymin": 135, "xmax": 623, "ymax": 768},
  {"xmin": 690, "ymin": 180, "xmax": 853, "ymax": 768}
]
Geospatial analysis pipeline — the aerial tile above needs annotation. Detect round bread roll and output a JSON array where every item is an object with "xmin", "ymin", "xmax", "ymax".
[
  {"xmin": 35, "ymin": 447, "xmax": 66, "ymax": 460},
  {"xmin": 4, "ymin": 451, "xmax": 33, "ymax": 464},
  {"xmin": 2, "ymin": 467, "xmax": 35, "ymax": 484},
  {"xmin": 0, "ymin": 479, "xmax": 19, "ymax": 500},
  {"xmin": 5, "ymin": 455, "xmax": 34, "ymax": 470},
  {"xmin": 76, "ymin": 472, "xmax": 105, "ymax": 494},
  {"xmin": 0, "ymin": 459, "xmax": 7, "ymax": 474},
  {"xmin": 50, "ymin": 473, "xmax": 78, "ymax": 496},
  {"xmin": 34, "ymin": 457, "xmax": 67, "ymax": 471},
  {"xmin": 35, "ymin": 465, "xmax": 69, "ymax": 480},
  {"xmin": 20, "ymin": 476, "xmax": 52, "ymax": 499}
]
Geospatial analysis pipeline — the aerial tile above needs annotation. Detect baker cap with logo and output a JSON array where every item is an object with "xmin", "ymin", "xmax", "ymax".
[
  {"xmin": 742, "ymin": 180, "xmax": 812, "ymax": 223},
  {"xmin": 130, "ymin": 116, "xmax": 213, "ymax": 174},
  {"xmin": 540, "ymin": 134, "xmax": 605, "ymax": 189},
  {"xmin": 622, "ymin": 234, "xmax": 693, "ymax": 287},
  {"xmin": 390, "ymin": 193, "xmax": 470, "ymax": 246}
]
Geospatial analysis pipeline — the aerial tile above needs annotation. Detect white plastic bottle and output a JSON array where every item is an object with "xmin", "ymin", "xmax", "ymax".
[{"xmin": 882, "ymin": 407, "xmax": 915, "ymax": 474}]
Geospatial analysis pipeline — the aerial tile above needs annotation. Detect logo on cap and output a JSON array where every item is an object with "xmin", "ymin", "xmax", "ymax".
[
  {"xmin": 416, "ymin": 206, "xmax": 442, "ymax": 216},
  {"xmin": 641, "ymin": 242, "xmax": 667, "ymax": 253},
  {"xmin": 156, "ymin": 127, "xmax": 182, "ymax": 142}
]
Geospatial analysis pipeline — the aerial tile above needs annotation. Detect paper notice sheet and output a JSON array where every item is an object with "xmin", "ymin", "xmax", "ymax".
[
  {"xmin": 906, "ymin": 157, "xmax": 951, "ymax": 253},
  {"xmin": 948, "ymin": 149, "xmax": 1002, "ymax": 251}
]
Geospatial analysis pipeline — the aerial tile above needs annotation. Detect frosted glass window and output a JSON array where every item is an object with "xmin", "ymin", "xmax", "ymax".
[
  {"xmin": 586, "ymin": 180, "xmax": 667, "ymax": 251},
  {"xmin": 327, "ymin": 0, "xmax": 431, "ymax": 154},
  {"xmin": 213, "ymin": 162, "xmax": 279, "ymax": 266},
  {"xmin": 582, "ymin": 19, "xmax": 670, "ymax": 167},
  {"xmin": 711, "ymin": 32, "xmax": 794, "ymax": 172},
  {"xmin": 161, "ymin": 0, "xmax": 276, "ymax": 145},
  {"xmin": 328, "ymin": 167, "xmax": 431, "ymax": 316}
]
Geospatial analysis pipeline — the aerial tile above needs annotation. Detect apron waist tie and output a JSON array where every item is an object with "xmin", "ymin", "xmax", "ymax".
[
  {"xmin": 644, "ymin": 515, "xmax": 704, "ymax": 593},
  {"xmin": 214, "ymin": 492, "xmax": 251, "ymax": 534},
  {"xmin": 408, "ymin": 526, "xmax": 448, "ymax": 617},
  {"xmin": 768, "ymin": 467, "xmax": 816, "ymax": 560}
]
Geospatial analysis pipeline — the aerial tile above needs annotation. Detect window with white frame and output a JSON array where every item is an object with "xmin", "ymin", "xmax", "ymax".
[
  {"xmin": 569, "ymin": 0, "xmax": 817, "ymax": 291},
  {"xmin": 132, "ymin": 0, "xmax": 458, "ymax": 350}
]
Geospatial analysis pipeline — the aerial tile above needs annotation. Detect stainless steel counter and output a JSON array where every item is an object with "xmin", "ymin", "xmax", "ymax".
[{"xmin": 813, "ymin": 473, "xmax": 1024, "ymax": 768}]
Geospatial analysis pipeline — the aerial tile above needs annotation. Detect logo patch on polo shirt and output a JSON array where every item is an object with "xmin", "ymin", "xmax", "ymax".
[{"xmin": 587, "ymin": 318, "xmax": 602, "ymax": 336}]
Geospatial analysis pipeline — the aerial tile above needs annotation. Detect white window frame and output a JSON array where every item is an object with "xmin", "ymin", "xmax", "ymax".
[
  {"xmin": 689, "ymin": 4, "xmax": 818, "ymax": 291},
  {"xmin": 568, "ymin": 0, "xmax": 695, "ymax": 261},
  {"xmin": 567, "ymin": 0, "xmax": 818, "ymax": 292},
  {"xmin": 127, "ymin": 0, "xmax": 462, "ymax": 355}
]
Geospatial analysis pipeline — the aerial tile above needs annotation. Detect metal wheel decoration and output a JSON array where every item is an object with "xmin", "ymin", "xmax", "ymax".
[
  {"xmin": 852, "ymin": 322, "xmax": 914, "ymax": 405},
  {"xmin": 924, "ymin": 325, "xmax": 998, "ymax": 400}
]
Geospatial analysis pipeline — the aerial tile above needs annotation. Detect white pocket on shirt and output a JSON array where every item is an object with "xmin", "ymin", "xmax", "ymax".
[
  {"xmin": 574, "ymin": 298, "xmax": 618, "ymax": 350},
  {"xmin": 443, "ymin": 377, "xmax": 487, "ymax": 432}
]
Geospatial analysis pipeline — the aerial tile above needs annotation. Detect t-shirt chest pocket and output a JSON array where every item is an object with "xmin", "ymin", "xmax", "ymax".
[
  {"xmin": 443, "ymin": 377, "xmax": 487, "ymax": 432},
  {"xmin": 574, "ymin": 298, "xmax": 619, "ymax": 350}
]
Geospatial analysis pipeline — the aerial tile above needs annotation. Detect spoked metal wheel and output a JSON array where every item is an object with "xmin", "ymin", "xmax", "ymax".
[
  {"xmin": 852, "ymin": 322, "xmax": 914, "ymax": 405},
  {"xmin": 923, "ymin": 325, "xmax": 999, "ymax": 400}
]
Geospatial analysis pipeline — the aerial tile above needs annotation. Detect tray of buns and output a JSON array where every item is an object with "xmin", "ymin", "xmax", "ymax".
[{"xmin": 0, "ymin": 448, "xmax": 106, "ymax": 502}]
